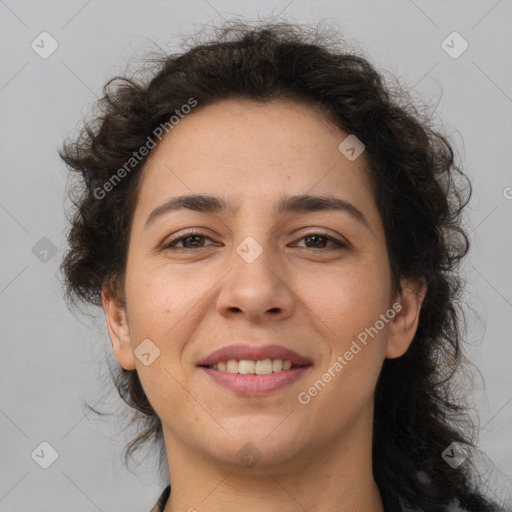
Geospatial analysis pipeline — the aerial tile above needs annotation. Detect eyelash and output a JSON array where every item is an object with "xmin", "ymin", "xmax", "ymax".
[{"xmin": 162, "ymin": 229, "xmax": 348, "ymax": 252}]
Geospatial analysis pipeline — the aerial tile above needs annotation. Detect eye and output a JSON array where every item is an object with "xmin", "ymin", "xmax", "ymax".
[
  {"xmin": 162, "ymin": 230, "xmax": 347, "ymax": 252},
  {"xmin": 292, "ymin": 232, "xmax": 347, "ymax": 250},
  {"xmin": 163, "ymin": 230, "xmax": 216, "ymax": 250}
]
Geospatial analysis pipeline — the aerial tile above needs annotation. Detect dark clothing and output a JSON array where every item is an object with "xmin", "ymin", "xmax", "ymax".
[{"xmin": 149, "ymin": 483, "xmax": 508, "ymax": 511}]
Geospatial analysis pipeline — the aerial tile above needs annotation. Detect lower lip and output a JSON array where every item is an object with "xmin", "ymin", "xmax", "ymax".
[{"xmin": 199, "ymin": 367, "xmax": 311, "ymax": 395}]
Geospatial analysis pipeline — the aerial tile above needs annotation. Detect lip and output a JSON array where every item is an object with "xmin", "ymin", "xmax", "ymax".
[
  {"xmin": 196, "ymin": 344, "xmax": 312, "ymax": 396},
  {"xmin": 196, "ymin": 344, "xmax": 312, "ymax": 367},
  {"xmin": 200, "ymin": 366, "xmax": 311, "ymax": 395}
]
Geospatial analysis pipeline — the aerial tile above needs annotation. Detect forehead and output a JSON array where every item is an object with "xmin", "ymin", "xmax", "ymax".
[
  {"xmin": 132, "ymin": 97, "xmax": 379, "ymax": 229},
  {"xmin": 156, "ymin": 97, "xmax": 348, "ymax": 161}
]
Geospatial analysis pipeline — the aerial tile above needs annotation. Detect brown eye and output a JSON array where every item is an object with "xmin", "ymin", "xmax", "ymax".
[
  {"xmin": 163, "ymin": 230, "xmax": 218, "ymax": 251},
  {"xmin": 293, "ymin": 232, "xmax": 347, "ymax": 250},
  {"xmin": 162, "ymin": 230, "xmax": 347, "ymax": 252}
]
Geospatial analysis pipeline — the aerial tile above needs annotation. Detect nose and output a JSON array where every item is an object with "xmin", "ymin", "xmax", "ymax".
[{"xmin": 215, "ymin": 239, "xmax": 295, "ymax": 323}]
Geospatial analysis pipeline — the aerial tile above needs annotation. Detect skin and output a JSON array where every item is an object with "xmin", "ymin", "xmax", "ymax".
[{"xmin": 103, "ymin": 98, "xmax": 426, "ymax": 512}]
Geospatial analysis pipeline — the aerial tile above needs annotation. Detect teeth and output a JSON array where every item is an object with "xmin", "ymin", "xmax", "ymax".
[
  {"xmin": 210, "ymin": 358, "xmax": 296, "ymax": 374},
  {"xmin": 272, "ymin": 359, "xmax": 283, "ymax": 372},
  {"xmin": 255, "ymin": 359, "xmax": 272, "ymax": 375},
  {"xmin": 226, "ymin": 360, "xmax": 238, "ymax": 373},
  {"xmin": 238, "ymin": 360, "xmax": 255, "ymax": 374}
]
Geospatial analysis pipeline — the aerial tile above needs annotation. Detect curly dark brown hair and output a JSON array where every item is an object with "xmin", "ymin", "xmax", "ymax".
[{"xmin": 59, "ymin": 20, "xmax": 505, "ymax": 512}]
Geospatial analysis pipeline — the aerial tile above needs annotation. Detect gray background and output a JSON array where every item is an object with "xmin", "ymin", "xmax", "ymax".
[{"xmin": 1, "ymin": 0, "xmax": 511, "ymax": 510}]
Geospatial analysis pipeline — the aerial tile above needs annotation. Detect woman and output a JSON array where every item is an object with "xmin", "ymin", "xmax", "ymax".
[{"xmin": 59, "ymin": 20, "xmax": 508, "ymax": 512}]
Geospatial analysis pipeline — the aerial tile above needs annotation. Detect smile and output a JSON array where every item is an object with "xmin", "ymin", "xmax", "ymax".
[
  {"xmin": 206, "ymin": 358, "xmax": 298, "ymax": 374},
  {"xmin": 197, "ymin": 344, "xmax": 312, "ymax": 395}
]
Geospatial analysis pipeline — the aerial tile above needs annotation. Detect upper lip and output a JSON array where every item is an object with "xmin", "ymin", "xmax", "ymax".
[{"xmin": 197, "ymin": 344, "xmax": 312, "ymax": 367}]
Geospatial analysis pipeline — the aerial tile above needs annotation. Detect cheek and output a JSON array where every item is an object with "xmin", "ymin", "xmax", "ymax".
[
  {"xmin": 308, "ymin": 257, "xmax": 391, "ymax": 333},
  {"xmin": 125, "ymin": 261, "xmax": 209, "ymax": 341},
  {"xmin": 123, "ymin": 265, "xmax": 203, "ymax": 416},
  {"xmin": 299, "ymin": 278, "xmax": 391, "ymax": 426},
  {"xmin": 305, "ymin": 255, "xmax": 391, "ymax": 384}
]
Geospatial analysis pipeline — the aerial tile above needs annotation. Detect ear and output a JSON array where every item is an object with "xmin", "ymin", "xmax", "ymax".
[
  {"xmin": 386, "ymin": 277, "xmax": 427, "ymax": 359},
  {"xmin": 101, "ymin": 284, "xmax": 136, "ymax": 370}
]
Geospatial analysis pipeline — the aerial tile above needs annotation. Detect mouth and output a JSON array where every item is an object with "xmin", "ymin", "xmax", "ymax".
[
  {"xmin": 202, "ymin": 358, "xmax": 304, "ymax": 374},
  {"xmin": 196, "ymin": 344, "xmax": 312, "ymax": 395}
]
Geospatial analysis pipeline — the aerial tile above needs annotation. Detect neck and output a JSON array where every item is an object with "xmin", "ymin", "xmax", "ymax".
[{"xmin": 162, "ymin": 407, "xmax": 384, "ymax": 512}]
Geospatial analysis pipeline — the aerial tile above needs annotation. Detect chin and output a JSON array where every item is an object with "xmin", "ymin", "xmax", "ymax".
[{"xmin": 204, "ymin": 421, "xmax": 310, "ymax": 470}]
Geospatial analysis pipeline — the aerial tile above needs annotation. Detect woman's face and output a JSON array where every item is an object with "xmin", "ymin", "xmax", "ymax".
[{"xmin": 105, "ymin": 98, "xmax": 422, "ymax": 471}]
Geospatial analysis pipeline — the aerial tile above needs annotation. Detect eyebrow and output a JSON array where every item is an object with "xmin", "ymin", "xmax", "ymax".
[{"xmin": 143, "ymin": 193, "xmax": 371, "ymax": 232}]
